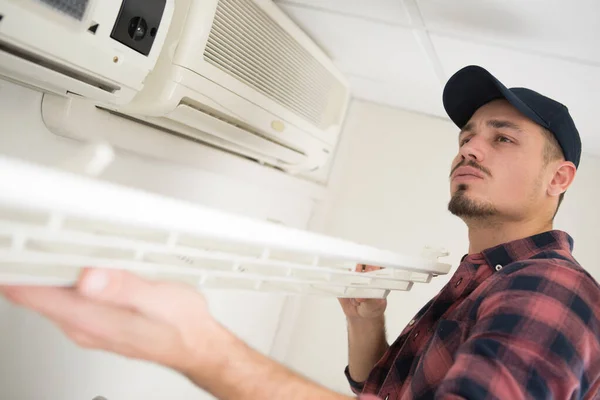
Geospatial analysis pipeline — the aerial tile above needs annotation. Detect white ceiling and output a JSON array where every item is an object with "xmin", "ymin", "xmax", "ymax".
[{"xmin": 275, "ymin": 0, "xmax": 600, "ymax": 157}]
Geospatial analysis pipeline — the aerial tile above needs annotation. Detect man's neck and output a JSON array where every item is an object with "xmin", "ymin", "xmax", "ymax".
[{"xmin": 466, "ymin": 217, "xmax": 554, "ymax": 254}]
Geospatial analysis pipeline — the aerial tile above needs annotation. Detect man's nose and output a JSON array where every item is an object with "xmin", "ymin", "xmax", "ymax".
[{"xmin": 459, "ymin": 136, "xmax": 485, "ymax": 162}]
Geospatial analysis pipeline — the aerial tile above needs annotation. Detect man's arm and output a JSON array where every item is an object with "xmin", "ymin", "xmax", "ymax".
[
  {"xmin": 435, "ymin": 266, "xmax": 600, "ymax": 399},
  {"xmin": 188, "ymin": 325, "xmax": 356, "ymax": 399},
  {"xmin": 0, "ymin": 269, "xmax": 360, "ymax": 400},
  {"xmin": 338, "ymin": 265, "xmax": 389, "ymax": 390},
  {"xmin": 347, "ymin": 316, "xmax": 389, "ymax": 384}
]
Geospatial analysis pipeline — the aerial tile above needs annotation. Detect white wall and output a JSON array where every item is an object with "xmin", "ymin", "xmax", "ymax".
[
  {"xmin": 283, "ymin": 99, "xmax": 600, "ymax": 394},
  {"xmin": 3, "ymin": 80, "xmax": 598, "ymax": 399},
  {"xmin": 0, "ymin": 81, "xmax": 320, "ymax": 400}
]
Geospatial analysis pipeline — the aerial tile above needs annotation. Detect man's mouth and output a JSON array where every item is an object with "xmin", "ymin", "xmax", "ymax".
[{"xmin": 451, "ymin": 166, "xmax": 485, "ymax": 180}]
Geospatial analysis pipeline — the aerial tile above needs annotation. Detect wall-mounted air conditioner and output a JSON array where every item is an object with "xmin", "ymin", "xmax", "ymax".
[
  {"xmin": 4, "ymin": 0, "xmax": 350, "ymax": 172},
  {"xmin": 54, "ymin": 0, "xmax": 351, "ymax": 172},
  {"xmin": 0, "ymin": 0, "xmax": 174, "ymax": 104}
]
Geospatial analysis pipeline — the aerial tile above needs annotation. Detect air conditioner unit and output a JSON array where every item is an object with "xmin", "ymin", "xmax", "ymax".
[
  {"xmin": 0, "ymin": 0, "xmax": 174, "ymax": 105},
  {"xmin": 105, "ymin": 0, "xmax": 351, "ymax": 172}
]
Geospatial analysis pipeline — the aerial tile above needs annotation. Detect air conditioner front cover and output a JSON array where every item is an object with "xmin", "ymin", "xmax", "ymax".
[{"xmin": 118, "ymin": 0, "xmax": 351, "ymax": 171}]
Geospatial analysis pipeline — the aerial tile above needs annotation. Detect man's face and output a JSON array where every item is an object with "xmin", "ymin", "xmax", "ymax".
[{"xmin": 448, "ymin": 99, "xmax": 549, "ymax": 221}]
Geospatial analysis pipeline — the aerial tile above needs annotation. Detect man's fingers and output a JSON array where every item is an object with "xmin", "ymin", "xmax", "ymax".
[
  {"xmin": 61, "ymin": 308, "xmax": 180, "ymax": 368},
  {"xmin": 354, "ymin": 264, "xmax": 384, "ymax": 272},
  {"xmin": 1, "ymin": 283, "xmax": 139, "ymax": 340},
  {"xmin": 354, "ymin": 264, "xmax": 368, "ymax": 272},
  {"xmin": 0, "ymin": 285, "xmax": 19, "ymax": 301},
  {"xmin": 76, "ymin": 268, "xmax": 159, "ymax": 313},
  {"xmin": 2, "ymin": 283, "xmax": 182, "ymax": 366},
  {"xmin": 0, "ymin": 284, "xmax": 133, "ymax": 337},
  {"xmin": 2, "ymin": 271, "xmax": 175, "ymax": 322},
  {"xmin": 76, "ymin": 268, "xmax": 207, "ymax": 325},
  {"xmin": 77, "ymin": 268, "xmax": 156, "ymax": 309},
  {"xmin": 0, "ymin": 285, "xmax": 81, "ymax": 327}
]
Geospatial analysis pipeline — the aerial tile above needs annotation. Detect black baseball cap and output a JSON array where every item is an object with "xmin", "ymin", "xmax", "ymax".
[{"xmin": 443, "ymin": 65, "xmax": 582, "ymax": 168}]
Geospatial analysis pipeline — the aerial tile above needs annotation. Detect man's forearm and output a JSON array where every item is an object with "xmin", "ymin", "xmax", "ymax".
[
  {"xmin": 0, "ymin": 270, "xmax": 364, "ymax": 399},
  {"xmin": 347, "ymin": 316, "xmax": 389, "ymax": 383},
  {"xmin": 186, "ymin": 325, "xmax": 355, "ymax": 400}
]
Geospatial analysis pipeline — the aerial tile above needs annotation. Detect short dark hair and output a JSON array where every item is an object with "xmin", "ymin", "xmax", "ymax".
[{"xmin": 541, "ymin": 127, "xmax": 566, "ymax": 217}]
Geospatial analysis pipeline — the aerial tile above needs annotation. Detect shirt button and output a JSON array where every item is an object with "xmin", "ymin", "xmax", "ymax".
[
  {"xmin": 408, "ymin": 319, "xmax": 416, "ymax": 326},
  {"xmin": 414, "ymin": 331, "xmax": 420, "ymax": 339},
  {"xmin": 455, "ymin": 277, "xmax": 463, "ymax": 287},
  {"xmin": 495, "ymin": 264, "xmax": 503, "ymax": 271}
]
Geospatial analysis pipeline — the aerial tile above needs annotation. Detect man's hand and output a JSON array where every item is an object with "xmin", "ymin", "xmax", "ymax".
[
  {"xmin": 338, "ymin": 264, "xmax": 387, "ymax": 320},
  {"xmin": 0, "ymin": 269, "xmax": 225, "ymax": 378},
  {"xmin": 0, "ymin": 269, "xmax": 356, "ymax": 400},
  {"xmin": 339, "ymin": 264, "xmax": 389, "ymax": 385}
]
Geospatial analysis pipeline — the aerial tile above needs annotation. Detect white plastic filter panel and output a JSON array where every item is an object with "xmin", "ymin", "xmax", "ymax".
[{"xmin": 0, "ymin": 156, "xmax": 451, "ymax": 298}]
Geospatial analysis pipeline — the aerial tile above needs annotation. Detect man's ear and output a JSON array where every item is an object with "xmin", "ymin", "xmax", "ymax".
[{"xmin": 547, "ymin": 161, "xmax": 577, "ymax": 197}]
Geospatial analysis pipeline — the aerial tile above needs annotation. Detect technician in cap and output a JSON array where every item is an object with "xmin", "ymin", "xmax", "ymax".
[
  {"xmin": 341, "ymin": 65, "xmax": 599, "ymax": 400},
  {"xmin": 2, "ymin": 66, "xmax": 599, "ymax": 400}
]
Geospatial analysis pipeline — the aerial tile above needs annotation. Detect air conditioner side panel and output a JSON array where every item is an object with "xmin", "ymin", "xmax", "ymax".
[
  {"xmin": 0, "ymin": 0, "xmax": 175, "ymax": 104},
  {"xmin": 0, "ymin": 51, "xmax": 128, "ymax": 103}
]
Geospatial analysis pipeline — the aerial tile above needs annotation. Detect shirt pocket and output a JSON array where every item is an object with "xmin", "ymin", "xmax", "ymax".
[{"xmin": 410, "ymin": 319, "xmax": 470, "ymax": 393}]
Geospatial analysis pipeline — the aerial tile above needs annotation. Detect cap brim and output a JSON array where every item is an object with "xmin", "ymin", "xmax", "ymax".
[{"xmin": 443, "ymin": 65, "xmax": 548, "ymax": 129}]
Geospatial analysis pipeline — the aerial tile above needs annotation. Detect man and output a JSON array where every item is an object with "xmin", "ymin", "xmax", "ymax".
[
  {"xmin": 1, "ymin": 65, "xmax": 598, "ymax": 400},
  {"xmin": 340, "ymin": 66, "xmax": 600, "ymax": 399}
]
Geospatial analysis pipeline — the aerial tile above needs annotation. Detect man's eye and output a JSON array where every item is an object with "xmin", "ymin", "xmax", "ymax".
[
  {"xmin": 497, "ymin": 135, "xmax": 513, "ymax": 143},
  {"xmin": 460, "ymin": 138, "xmax": 470, "ymax": 146}
]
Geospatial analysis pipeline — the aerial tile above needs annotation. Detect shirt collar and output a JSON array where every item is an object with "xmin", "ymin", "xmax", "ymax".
[{"xmin": 461, "ymin": 230, "xmax": 574, "ymax": 270}]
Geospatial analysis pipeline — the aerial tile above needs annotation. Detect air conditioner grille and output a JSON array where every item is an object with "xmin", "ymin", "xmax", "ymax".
[
  {"xmin": 35, "ymin": 0, "xmax": 90, "ymax": 21},
  {"xmin": 204, "ymin": 0, "xmax": 346, "ymax": 130}
]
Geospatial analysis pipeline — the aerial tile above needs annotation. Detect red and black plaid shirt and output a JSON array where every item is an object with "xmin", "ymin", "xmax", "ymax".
[{"xmin": 346, "ymin": 230, "xmax": 600, "ymax": 399}]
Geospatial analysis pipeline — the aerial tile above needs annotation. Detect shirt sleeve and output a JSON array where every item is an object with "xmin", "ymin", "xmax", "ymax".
[
  {"xmin": 435, "ymin": 264, "xmax": 599, "ymax": 400},
  {"xmin": 345, "ymin": 365, "xmax": 366, "ymax": 394}
]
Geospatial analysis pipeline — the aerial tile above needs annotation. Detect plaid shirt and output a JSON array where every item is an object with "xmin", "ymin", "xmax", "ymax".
[{"xmin": 345, "ymin": 230, "xmax": 600, "ymax": 399}]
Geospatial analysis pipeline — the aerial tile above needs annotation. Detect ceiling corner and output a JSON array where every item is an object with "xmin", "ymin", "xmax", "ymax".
[{"xmin": 401, "ymin": 0, "xmax": 447, "ymax": 86}]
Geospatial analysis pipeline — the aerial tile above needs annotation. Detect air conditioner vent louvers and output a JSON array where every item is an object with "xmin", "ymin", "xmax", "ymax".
[
  {"xmin": 35, "ymin": 0, "xmax": 91, "ymax": 20},
  {"xmin": 204, "ymin": 0, "xmax": 346, "ymax": 130},
  {"xmin": 179, "ymin": 100, "xmax": 306, "ymax": 156}
]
